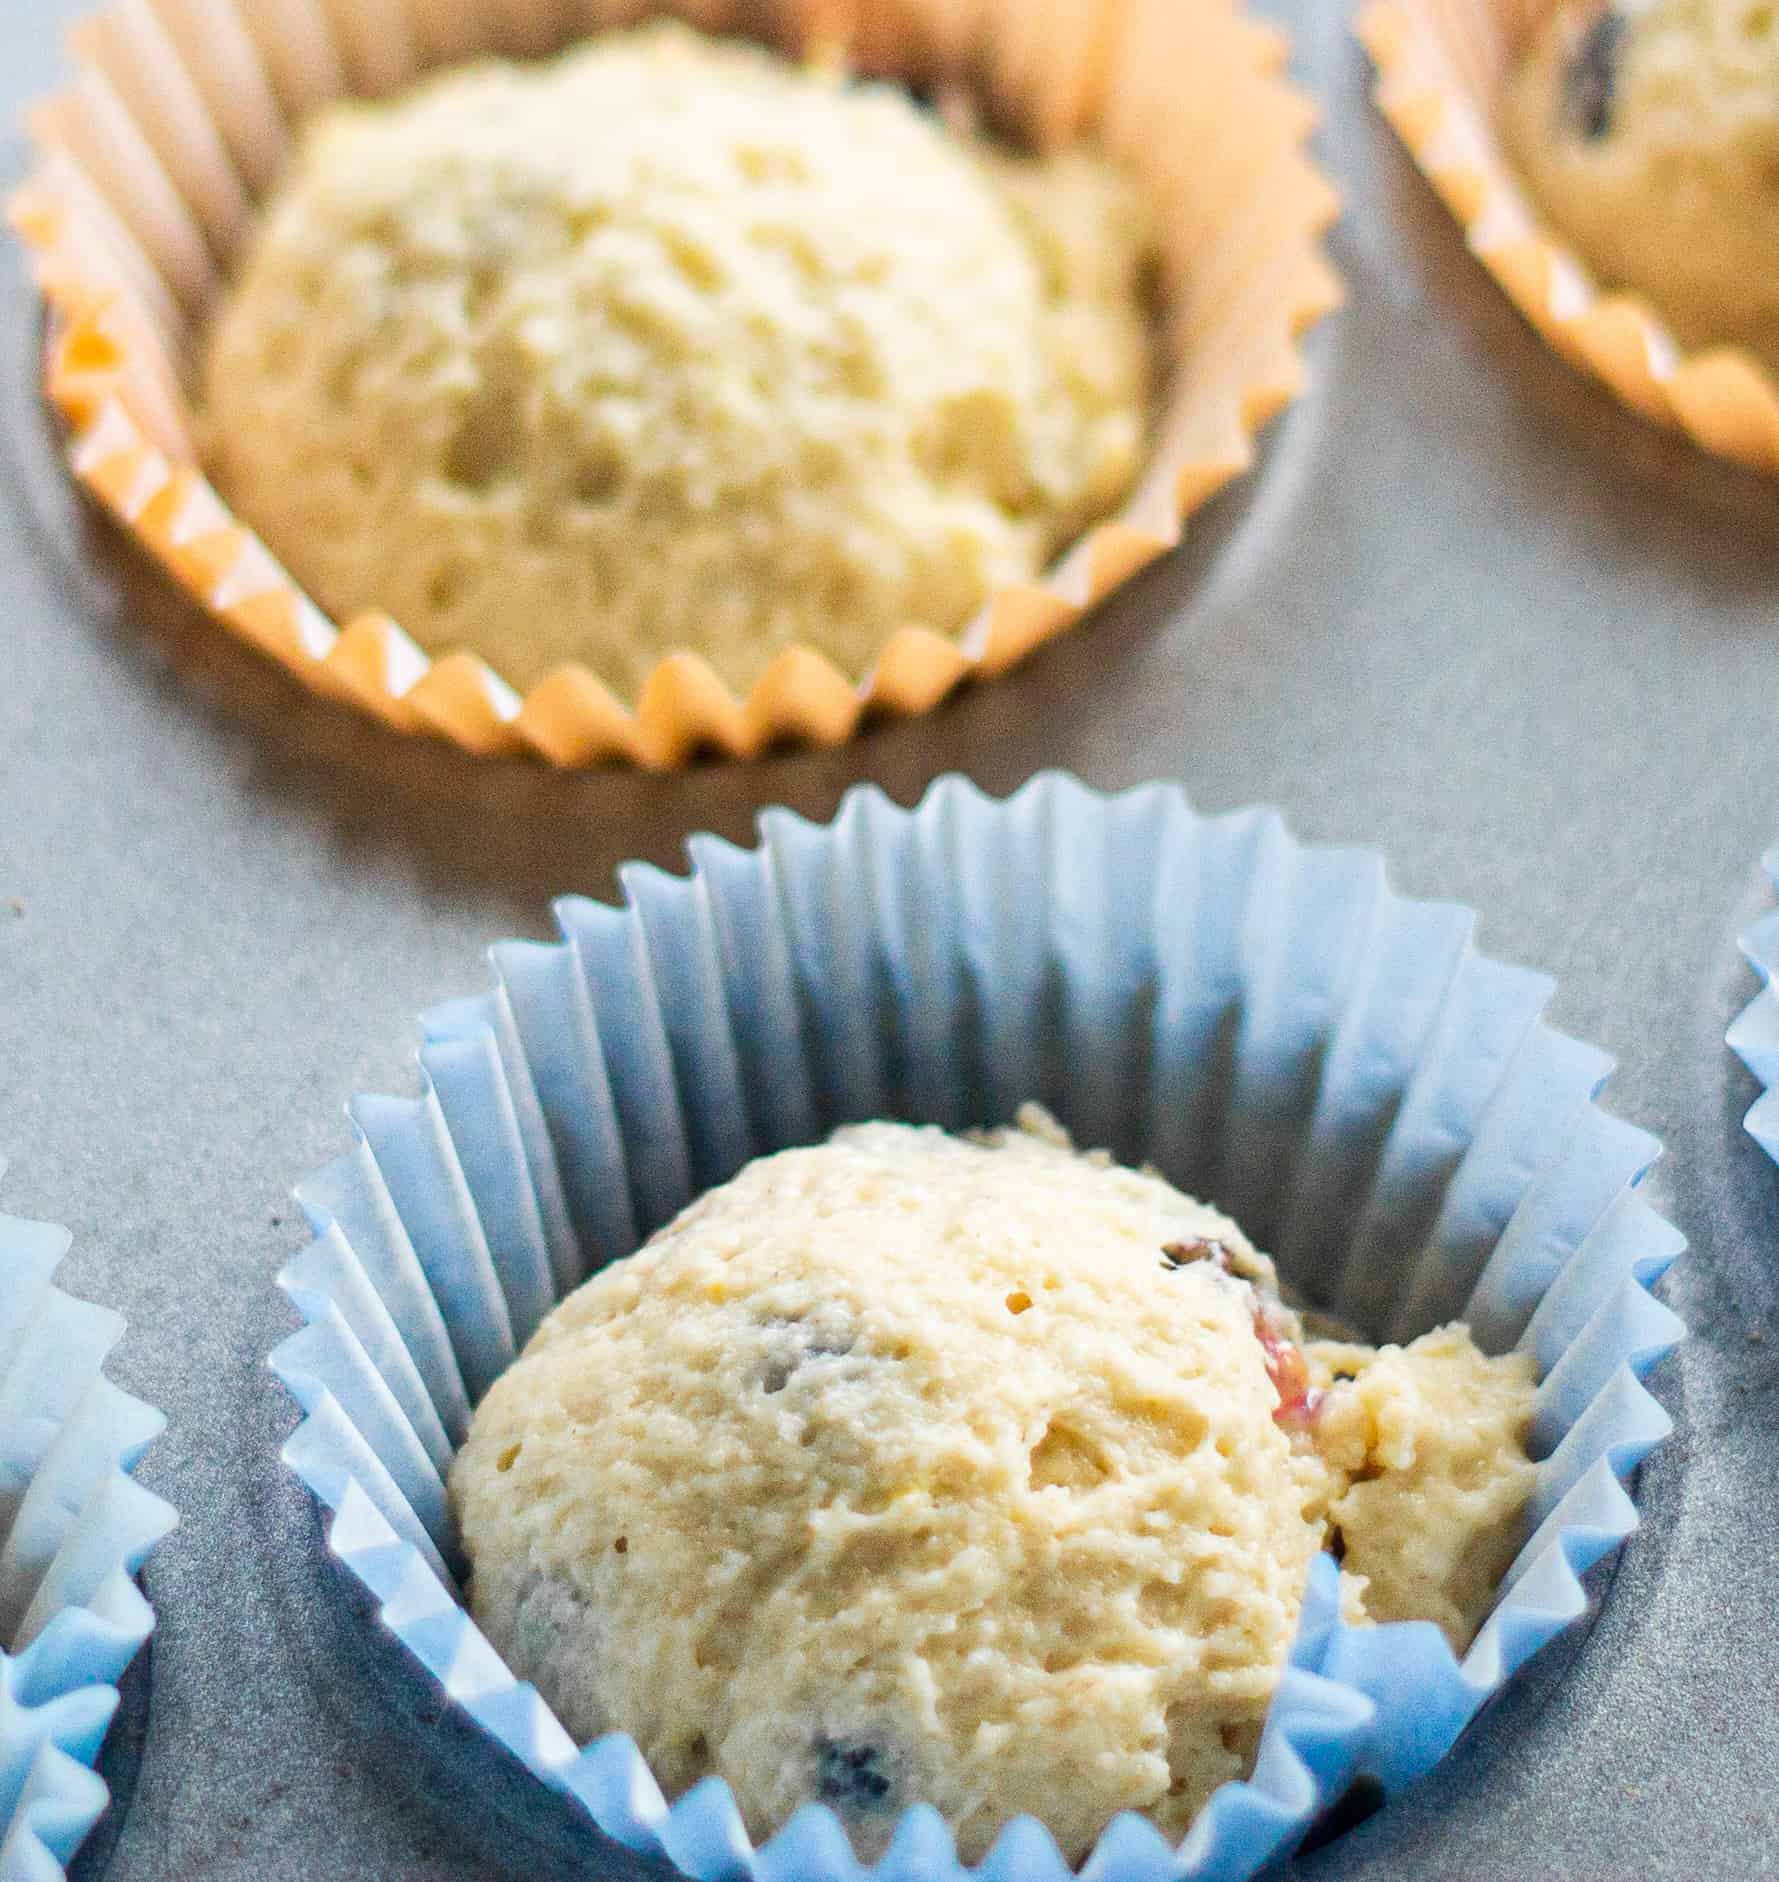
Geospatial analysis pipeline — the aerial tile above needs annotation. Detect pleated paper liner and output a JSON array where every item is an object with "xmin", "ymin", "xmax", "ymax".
[
  {"xmin": 1728, "ymin": 844, "xmax": 1779, "ymax": 1165},
  {"xmin": 8, "ymin": 0, "xmax": 1340, "ymax": 770},
  {"xmin": 0, "ymin": 1169, "xmax": 177, "ymax": 1882},
  {"xmin": 1358, "ymin": 0, "xmax": 1779, "ymax": 476},
  {"xmin": 269, "ymin": 772, "xmax": 1684, "ymax": 1881}
]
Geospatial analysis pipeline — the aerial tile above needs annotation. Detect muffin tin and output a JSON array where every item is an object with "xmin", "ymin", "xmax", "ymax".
[{"xmin": 2, "ymin": 0, "xmax": 1777, "ymax": 1876}]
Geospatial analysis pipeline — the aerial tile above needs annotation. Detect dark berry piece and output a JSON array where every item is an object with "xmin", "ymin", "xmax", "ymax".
[
  {"xmin": 1160, "ymin": 1237, "xmax": 1231, "ymax": 1272},
  {"xmin": 1160, "ymin": 1235, "xmax": 1269, "ymax": 1283},
  {"xmin": 1563, "ymin": 9, "xmax": 1628, "ymax": 140},
  {"xmin": 814, "ymin": 1735, "xmax": 898, "ymax": 1811},
  {"xmin": 757, "ymin": 1313, "xmax": 857, "ymax": 1394}
]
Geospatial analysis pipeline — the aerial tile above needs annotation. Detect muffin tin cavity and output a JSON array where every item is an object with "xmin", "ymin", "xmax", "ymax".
[
  {"xmin": 12, "ymin": 0, "xmax": 1339, "ymax": 766},
  {"xmin": 270, "ymin": 773, "xmax": 1683, "ymax": 1882}
]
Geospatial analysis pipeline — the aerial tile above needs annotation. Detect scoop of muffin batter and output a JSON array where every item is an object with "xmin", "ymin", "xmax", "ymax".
[
  {"xmin": 1502, "ymin": 0, "xmax": 1779, "ymax": 367},
  {"xmin": 451, "ymin": 1112, "xmax": 1535, "ymax": 1860},
  {"xmin": 198, "ymin": 22, "xmax": 1154, "ymax": 699}
]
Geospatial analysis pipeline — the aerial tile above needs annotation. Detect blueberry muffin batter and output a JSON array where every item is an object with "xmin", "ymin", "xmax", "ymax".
[
  {"xmin": 1503, "ymin": 0, "xmax": 1779, "ymax": 366},
  {"xmin": 452, "ymin": 1111, "xmax": 1535, "ymax": 1860},
  {"xmin": 198, "ymin": 22, "xmax": 1153, "ymax": 699}
]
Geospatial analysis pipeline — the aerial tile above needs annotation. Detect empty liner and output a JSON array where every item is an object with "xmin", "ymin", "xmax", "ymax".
[
  {"xmin": 271, "ymin": 772, "xmax": 1684, "ymax": 1878},
  {"xmin": 0, "ymin": 1172, "xmax": 176, "ymax": 1882},
  {"xmin": 1359, "ymin": 0, "xmax": 1779, "ymax": 475},
  {"xmin": 10, "ymin": 0, "xmax": 1340, "ymax": 767}
]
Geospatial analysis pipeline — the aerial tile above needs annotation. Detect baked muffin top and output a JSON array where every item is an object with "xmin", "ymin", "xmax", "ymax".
[
  {"xmin": 1502, "ymin": 0, "xmax": 1779, "ymax": 365},
  {"xmin": 452, "ymin": 1111, "xmax": 1535, "ymax": 1861},
  {"xmin": 199, "ymin": 22, "xmax": 1154, "ymax": 699}
]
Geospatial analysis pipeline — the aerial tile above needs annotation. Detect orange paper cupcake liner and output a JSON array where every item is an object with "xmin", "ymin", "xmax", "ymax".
[
  {"xmin": 1359, "ymin": 0, "xmax": 1779, "ymax": 476},
  {"xmin": 12, "ymin": 0, "xmax": 1341, "ymax": 769}
]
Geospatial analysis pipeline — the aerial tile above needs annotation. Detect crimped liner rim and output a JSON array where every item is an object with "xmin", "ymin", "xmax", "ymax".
[
  {"xmin": 10, "ymin": 0, "xmax": 1341, "ymax": 768},
  {"xmin": 0, "ymin": 1183, "xmax": 177, "ymax": 1880},
  {"xmin": 1358, "ymin": 0, "xmax": 1779, "ymax": 476},
  {"xmin": 1728, "ymin": 844, "xmax": 1779, "ymax": 1162}
]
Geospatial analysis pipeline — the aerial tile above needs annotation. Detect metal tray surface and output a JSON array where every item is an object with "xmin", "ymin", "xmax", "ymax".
[{"xmin": 3, "ymin": 1, "xmax": 1777, "ymax": 1875}]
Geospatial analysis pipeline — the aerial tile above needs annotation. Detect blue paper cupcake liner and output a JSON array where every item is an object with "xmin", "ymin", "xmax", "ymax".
[
  {"xmin": 1728, "ymin": 844, "xmax": 1779, "ymax": 1165},
  {"xmin": 271, "ymin": 772, "xmax": 1684, "ymax": 1881},
  {"xmin": 0, "ymin": 1168, "xmax": 176, "ymax": 1882}
]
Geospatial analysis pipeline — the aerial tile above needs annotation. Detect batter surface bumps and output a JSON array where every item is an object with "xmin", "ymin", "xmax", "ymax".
[
  {"xmin": 451, "ymin": 1111, "xmax": 1535, "ymax": 1860},
  {"xmin": 198, "ymin": 22, "xmax": 1154, "ymax": 699}
]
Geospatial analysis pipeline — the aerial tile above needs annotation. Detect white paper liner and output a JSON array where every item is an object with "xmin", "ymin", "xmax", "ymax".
[
  {"xmin": 0, "ymin": 1169, "xmax": 177, "ymax": 1881},
  {"xmin": 1728, "ymin": 844, "xmax": 1779, "ymax": 1166},
  {"xmin": 271, "ymin": 772, "xmax": 1684, "ymax": 1877}
]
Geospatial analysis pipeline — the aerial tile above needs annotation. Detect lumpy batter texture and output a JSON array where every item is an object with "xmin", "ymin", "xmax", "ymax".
[
  {"xmin": 1503, "ymin": 0, "xmax": 1779, "ymax": 365},
  {"xmin": 452, "ymin": 1113, "xmax": 1536, "ymax": 1860},
  {"xmin": 198, "ymin": 23, "xmax": 1154, "ymax": 699}
]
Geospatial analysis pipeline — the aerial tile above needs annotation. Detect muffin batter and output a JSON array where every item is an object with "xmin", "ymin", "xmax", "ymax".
[
  {"xmin": 198, "ymin": 23, "xmax": 1154, "ymax": 699},
  {"xmin": 1503, "ymin": 0, "xmax": 1779, "ymax": 366},
  {"xmin": 452, "ymin": 1112, "xmax": 1535, "ymax": 1860}
]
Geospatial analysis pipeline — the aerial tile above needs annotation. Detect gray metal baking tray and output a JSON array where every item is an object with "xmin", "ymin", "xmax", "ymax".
[{"xmin": 3, "ymin": 0, "xmax": 1777, "ymax": 1874}]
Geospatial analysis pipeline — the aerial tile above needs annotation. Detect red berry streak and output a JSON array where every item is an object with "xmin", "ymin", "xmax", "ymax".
[{"xmin": 1253, "ymin": 1302, "xmax": 1323, "ymax": 1430}]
